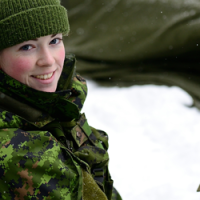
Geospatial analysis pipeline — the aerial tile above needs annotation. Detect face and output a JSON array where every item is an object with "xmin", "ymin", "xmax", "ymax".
[{"xmin": 0, "ymin": 34, "xmax": 65, "ymax": 92}]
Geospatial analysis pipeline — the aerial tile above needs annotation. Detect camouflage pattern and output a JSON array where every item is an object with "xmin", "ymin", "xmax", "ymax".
[{"xmin": 0, "ymin": 54, "xmax": 120, "ymax": 199}]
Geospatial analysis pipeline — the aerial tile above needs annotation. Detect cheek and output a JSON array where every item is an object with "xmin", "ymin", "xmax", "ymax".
[
  {"xmin": 58, "ymin": 48, "xmax": 65, "ymax": 66},
  {"xmin": 5, "ymin": 57, "xmax": 32, "ymax": 81}
]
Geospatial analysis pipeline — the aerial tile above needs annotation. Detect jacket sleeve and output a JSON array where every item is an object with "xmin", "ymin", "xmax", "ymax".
[{"xmin": 0, "ymin": 128, "xmax": 82, "ymax": 200}]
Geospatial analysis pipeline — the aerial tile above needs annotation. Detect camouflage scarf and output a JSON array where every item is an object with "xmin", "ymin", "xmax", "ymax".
[{"xmin": 0, "ymin": 54, "xmax": 87, "ymax": 123}]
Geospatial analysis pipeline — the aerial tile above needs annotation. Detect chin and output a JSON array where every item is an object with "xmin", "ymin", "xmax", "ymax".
[
  {"xmin": 41, "ymin": 88, "xmax": 56, "ymax": 93},
  {"xmin": 33, "ymin": 86, "xmax": 57, "ymax": 93}
]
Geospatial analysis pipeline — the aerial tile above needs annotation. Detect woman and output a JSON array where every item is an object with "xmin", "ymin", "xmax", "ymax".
[{"xmin": 0, "ymin": 0, "xmax": 122, "ymax": 199}]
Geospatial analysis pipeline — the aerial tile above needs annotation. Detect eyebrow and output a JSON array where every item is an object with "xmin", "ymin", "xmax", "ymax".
[{"xmin": 30, "ymin": 34, "xmax": 57, "ymax": 41}]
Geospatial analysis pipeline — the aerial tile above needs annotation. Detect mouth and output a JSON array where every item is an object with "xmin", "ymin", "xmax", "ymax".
[{"xmin": 32, "ymin": 72, "xmax": 54, "ymax": 80}]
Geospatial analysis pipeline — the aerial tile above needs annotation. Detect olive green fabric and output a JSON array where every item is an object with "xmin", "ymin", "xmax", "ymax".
[
  {"xmin": 63, "ymin": 0, "xmax": 200, "ymax": 61},
  {"xmin": 62, "ymin": 0, "xmax": 200, "ymax": 109},
  {"xmin": 82, "ymin": 169, "xmax": 108, "ymax": 200},
  {"xmin": 111, "ymin": 187, "xmax": 123, "ymax": 200},
  {"xmin": 0, "ymin": 0, "xmax": 70, "ymax": 51},
  {"xmin": 0, "ymin": 54, "xmax": 118, "ymax": 199}
]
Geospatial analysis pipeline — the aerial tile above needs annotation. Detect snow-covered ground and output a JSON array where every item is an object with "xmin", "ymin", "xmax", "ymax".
[{"xmin": 82, "ymin": 80, "xmax": 200, "ymax": 200}]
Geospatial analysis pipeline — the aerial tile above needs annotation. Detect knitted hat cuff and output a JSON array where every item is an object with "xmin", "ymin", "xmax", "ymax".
[{"xmin": 0, "ymin": 5, "xmax": 69, "ymax": 51}]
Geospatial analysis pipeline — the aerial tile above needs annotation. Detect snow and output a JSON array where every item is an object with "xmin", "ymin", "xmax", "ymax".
[{"xmin": 82, "ymin": 80, "xmax": 200, "ymax": 200}]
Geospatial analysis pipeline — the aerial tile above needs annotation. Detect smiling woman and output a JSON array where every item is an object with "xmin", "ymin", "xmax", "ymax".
[
  {"xmin": 0, "ymin": 0, "xmax": 121, "ymax": 200},
  {"xmin": 0, "ymin": 34, "xmax": 65, "ymax": 92}
]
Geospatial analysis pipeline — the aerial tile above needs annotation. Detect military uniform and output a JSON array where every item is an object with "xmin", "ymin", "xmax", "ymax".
[{"xmin": 0, "ymin": 54, "xmax": 122, "ymax": 200}]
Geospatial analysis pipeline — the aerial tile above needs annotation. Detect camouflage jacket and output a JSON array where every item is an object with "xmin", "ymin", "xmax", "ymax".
[{"xmin": 0, "ymin": 54, "xmax": 116, "ymax": 200}]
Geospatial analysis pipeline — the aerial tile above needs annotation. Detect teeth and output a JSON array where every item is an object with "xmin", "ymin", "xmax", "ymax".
[{"xmin": 33, "ymin": 72, "xmax": 53, "ymax": 80}]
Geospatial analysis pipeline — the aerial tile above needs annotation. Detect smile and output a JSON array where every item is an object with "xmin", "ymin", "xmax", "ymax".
[{"xmin": 32, "ymin": 72, "xmax": 54, "ymax": 80}]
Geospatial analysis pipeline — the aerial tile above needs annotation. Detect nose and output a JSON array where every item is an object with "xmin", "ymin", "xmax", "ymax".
[{"xmin": 37, "ymin": 48, "xmax": 55, "ymax": 67}]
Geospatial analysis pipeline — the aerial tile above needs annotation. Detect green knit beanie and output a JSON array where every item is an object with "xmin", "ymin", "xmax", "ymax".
[{"xmin": 0, "ymin": 0, "xmax": 70, "ymax": 51}]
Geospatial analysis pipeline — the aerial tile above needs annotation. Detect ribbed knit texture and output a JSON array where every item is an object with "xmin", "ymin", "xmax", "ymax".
[{"xmin": 0, "ymin": 0, "xmax": 70, "ymax": 50}]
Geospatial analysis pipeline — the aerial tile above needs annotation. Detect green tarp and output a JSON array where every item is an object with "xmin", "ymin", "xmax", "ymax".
[{"xmin": 62, "ymin": 0, "xmax": 200, "ymax": 108}]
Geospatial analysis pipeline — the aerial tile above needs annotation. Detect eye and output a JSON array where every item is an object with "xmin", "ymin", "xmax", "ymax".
[
  {"xmin": 19, "ymin": 45, "xmax": 33, "ymax": 51},
  {"xmin": 50, "ymin": 38, "xmax": 62, "ymax": 45}
]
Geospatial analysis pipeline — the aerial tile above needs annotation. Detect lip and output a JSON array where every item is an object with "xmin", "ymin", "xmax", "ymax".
[{"xmin": 31, "ymin": 70, "xmax": 56, "ymax": 84}]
